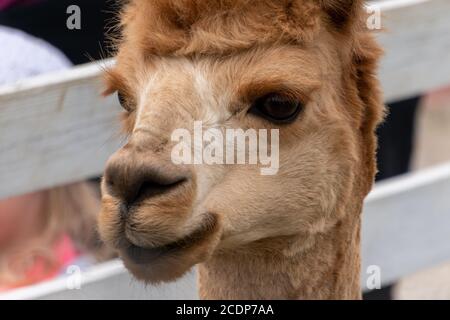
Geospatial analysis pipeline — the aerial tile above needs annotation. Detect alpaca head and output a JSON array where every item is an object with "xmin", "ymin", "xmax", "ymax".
[{"xmin": 98, "ymin": 0, "xmax": 384, "ymax": 284}]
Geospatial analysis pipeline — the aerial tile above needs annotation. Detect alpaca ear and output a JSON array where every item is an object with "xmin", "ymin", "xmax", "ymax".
[{"xmin": 320, "ymin": 0, "xmax": 363, "ymax": 29}]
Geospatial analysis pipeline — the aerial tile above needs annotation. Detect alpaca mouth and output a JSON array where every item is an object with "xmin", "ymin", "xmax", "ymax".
[{"xmin": 122, "ymin": 214, "xmax": 218, "ymax": 265}]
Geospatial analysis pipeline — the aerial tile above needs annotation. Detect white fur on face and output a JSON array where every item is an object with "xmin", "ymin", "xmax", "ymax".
[
  {"xmin": 133, "ymin": 58, "xmax": 233, "ymax": 134},
  {"xmin": 134, "ymin": 72, "xmax": 158, "ymax": 133}
]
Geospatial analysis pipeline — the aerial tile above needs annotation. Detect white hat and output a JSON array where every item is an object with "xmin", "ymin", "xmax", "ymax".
[{"xmin": 0, "ymin": 25, "xmax": 71, "ymax": 85}]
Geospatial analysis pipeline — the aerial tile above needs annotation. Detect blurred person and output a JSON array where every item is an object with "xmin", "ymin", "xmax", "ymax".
[
  {"xmin": 0, "ymin": 0, "xmax": 115, "ymax": 64},
  {"xmin": 0, "ymin": 184, "xmax": 107, "ymax": 291},
  {"xmin": 0, "ymin": 25, "xmax": 71, "ymax": 83},
  {"xmin": 0, "ymin": 20, "xmax": 111, "ymax": 291}
]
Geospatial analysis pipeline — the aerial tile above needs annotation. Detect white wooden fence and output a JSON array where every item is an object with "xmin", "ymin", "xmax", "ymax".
[{"xmin": 1, "ymin": 0, "xmax": 450, "ymax": 299}]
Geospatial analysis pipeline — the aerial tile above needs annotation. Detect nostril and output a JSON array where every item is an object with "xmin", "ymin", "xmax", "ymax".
[
  {"xmin": 105, "ymin": 174, "xmax": 115, "ymax": 191},
  {"xmin": 119, "ymin": 177, "xmax": 187, "ymax": 216},
  {"xmin": 134, "ymin": 177, "xmax": 187, "ymax": 203},
  {"xmin": 119, "ymin": 202, "xmax": 130, "ymax": 219},
  {"xmin": 104, "ymin": 156, "xmax": 189, "ymax": 209},
  {"xmin": 104, "ymin": 166, "xmax": 122, "ymax": 199},
  {"xmin": 104, "ymin": 170, "xmax": 114, "ymax": 194}
]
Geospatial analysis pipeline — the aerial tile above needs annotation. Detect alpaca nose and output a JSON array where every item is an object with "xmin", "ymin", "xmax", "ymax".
[{"xmin": 104, "ymin": 151, "xmax": 188, "ymax": 213}]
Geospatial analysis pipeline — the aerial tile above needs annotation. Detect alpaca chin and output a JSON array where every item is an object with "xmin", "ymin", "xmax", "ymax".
[{"xmin": 119, "ymin": 213, "xmax": 221, "ymax": 284}]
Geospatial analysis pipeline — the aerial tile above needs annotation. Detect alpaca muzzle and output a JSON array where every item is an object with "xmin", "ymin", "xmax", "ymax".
[
  {"xmin": 98, "ymin": 144, "xmax": 222, "ymax": 282},
  {"xmin": 103, "ymin": 147, "xmax": 189, "ymax": 212}
]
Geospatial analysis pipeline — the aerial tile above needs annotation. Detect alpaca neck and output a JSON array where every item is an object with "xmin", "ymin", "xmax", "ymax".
[{"xmin": 198, "ymin": 213, "xmax": 361, "ymax": 299}]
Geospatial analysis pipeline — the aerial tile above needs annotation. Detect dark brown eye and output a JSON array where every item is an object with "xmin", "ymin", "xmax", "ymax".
[
  {"xmin": 249, "ymin": 93, "xmax": 303, "ymax": 123},
  {"xmin": 117, "ymin": 91, "xmax": 132, "ymax": 111}
]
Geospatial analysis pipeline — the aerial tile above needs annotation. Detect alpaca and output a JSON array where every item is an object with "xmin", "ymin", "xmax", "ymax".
[{"xmin": 98, "ymin": 0, "xmax": 385, "ymax": 299}]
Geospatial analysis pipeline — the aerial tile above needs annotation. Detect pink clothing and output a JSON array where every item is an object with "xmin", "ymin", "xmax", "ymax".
[
  {"xmin": 0, "ymin": 0, "xmax": 38, "ymax": 10},
  {"xmin": 0, "ymin": 235, "xmax": 79, "ymax": 292},
  {"xmin": 25, "ymin": 235, "xmax": 79, "ymax": 283}
]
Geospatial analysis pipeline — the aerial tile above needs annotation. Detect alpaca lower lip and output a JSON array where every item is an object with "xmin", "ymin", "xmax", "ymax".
[
  {"xmin": 125, "ymin": 243, "xmax": 177, "ymax": 265},
  {"xmin": 123, "ymin": 214, "xmax": 218, "ymax": 265},
  {"xmin": 124, "ymin": 237, "xmax": 192, "ymax": 265}
]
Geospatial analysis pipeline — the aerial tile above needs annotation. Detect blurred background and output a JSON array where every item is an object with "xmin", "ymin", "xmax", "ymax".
[{"xmin": 0, "ymin": 0, "xmax": 449, "ymax": 299}]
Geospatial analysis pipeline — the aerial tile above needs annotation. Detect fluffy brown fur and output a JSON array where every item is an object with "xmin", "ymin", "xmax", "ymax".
[{"xmin": 99, "ymin": 0, "xmax": 385, "ymax": 299}]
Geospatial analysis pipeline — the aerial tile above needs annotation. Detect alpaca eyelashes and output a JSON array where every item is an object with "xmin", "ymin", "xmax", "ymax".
[
  {"xmin": 248, "ymin": 93, "xmax": 303, "ymax": 124},
  {"xmin": 117, "ymin": 90, "xmax": 302, "ymax": 122},
  {"xmin": 117, "ymin": 91, "xmax": 133, "ymax": 112}
]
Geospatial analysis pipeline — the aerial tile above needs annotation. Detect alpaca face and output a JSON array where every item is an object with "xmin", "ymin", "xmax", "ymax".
[{"xmin": 98, "ymin": 0, "xmax": 383, "ymax": 283}]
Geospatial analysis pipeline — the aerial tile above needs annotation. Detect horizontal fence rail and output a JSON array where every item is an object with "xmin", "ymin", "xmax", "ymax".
[
  {"xmin": 361, "ymin": 163, "xmax": 450, "ymax": 287},
  {"xmin": 0, "ymin": 260, "xmax": 198, "ymax": 300},
  {"xmin": 376, "ymin": 0, "xmax": 450, "ymax": 101},
  {"xmin": 0, "ymin": 63, "xmax": 122, "ymax": 199}
]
